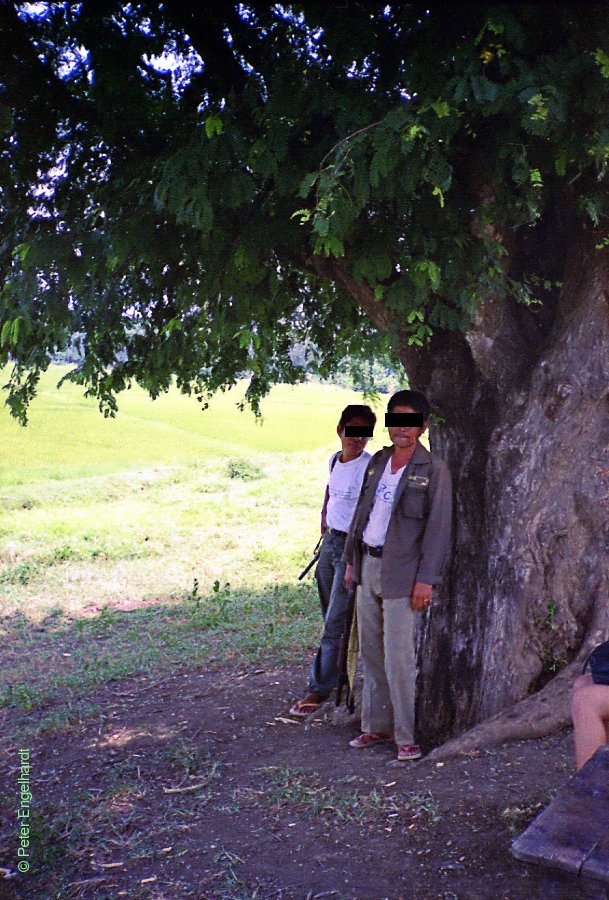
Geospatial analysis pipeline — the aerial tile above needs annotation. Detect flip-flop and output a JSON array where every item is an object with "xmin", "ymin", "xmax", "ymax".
[
  {"xmin": 397, "ymin": 743, "xmax": 423, "ymax": 761},
  {"xmin": 288, "ymin": 700, "xmax": 322, "ymax": 718},
  {"xmin": 349, "ymin": 731, "xmax": 393, "ymax": 749}
]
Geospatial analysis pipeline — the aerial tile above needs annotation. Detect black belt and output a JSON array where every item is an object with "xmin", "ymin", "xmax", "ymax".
[
  {"xmin": 328, "ymin": 527, "xmax": 348, "ymax": 537},
  {"xmin": 363, "ymin": 542, "xmax": 383, "ymax": 558}
]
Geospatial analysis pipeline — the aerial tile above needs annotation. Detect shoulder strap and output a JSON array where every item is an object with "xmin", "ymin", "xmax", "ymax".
[{"xmin": 321, "ymin": 451, "xmax": 341, "ymax": 531}]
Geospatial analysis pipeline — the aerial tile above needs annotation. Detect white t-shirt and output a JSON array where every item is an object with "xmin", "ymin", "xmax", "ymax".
[
  {"xmin": 362, "ymin": 456, "xmax": 409, "ymax": 547},
  {"xmin": 326, "ymin": 451, "xmax": 371, "ymax": 533}
]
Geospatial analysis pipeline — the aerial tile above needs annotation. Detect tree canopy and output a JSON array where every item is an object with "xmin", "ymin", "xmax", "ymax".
[{"xmin": 2, "ymin": 2, "xmax": 609, "ymax": 422}]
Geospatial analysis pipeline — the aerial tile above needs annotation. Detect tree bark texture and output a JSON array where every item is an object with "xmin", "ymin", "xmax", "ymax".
[{"xmin": 405, "ymin": 234, "xmax": 609, "ymax": 746}]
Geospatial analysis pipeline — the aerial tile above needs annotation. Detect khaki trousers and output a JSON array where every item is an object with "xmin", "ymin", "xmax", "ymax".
[{"xmin": 357, "ymin": 554, "xmax": 417, "ymax": 746}]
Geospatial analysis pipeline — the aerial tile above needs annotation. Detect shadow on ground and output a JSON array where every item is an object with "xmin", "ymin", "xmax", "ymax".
[{"xmin": 0, "ymin": 656, "xmax": 604, "ymax": 899}]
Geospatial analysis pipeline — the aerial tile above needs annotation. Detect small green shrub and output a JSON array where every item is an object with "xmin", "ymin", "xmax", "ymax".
[{"xmin": 225, "ymin": 458, "xmax": 264, "ymax": 481}]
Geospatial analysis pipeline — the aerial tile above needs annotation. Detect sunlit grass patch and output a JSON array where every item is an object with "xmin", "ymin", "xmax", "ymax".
[
  {"xmin": 0, "ymin": 578, "xmax": 320, "ymax": 715},
  {"xmin": 0, "ymin": 442, "xmax": 331, "ymax": 617}
]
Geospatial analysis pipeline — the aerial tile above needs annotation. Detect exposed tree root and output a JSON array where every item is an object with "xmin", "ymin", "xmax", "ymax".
[{"xmin": 427, "ymin": 658, "xmax": 585, "ymax": 760}]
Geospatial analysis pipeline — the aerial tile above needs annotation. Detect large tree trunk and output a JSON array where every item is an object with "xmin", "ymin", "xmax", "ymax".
[
  {"xmin": 308, "ymin": 228, "xmax": 609, "ymax": 748},
  {"xmin": 406, "ymin": 232, "xmax": 609, "ymax": 746}
]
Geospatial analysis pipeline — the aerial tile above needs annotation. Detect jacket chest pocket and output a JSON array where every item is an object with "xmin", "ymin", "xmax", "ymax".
[{"xmin": 399, "ymin": 475, "xmax": 429, "ymax": 519}]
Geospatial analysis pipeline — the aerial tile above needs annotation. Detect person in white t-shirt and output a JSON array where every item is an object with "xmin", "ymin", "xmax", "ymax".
[{"xmin": 289, "ymin": 405, "xmax": 377, "ymax": 717}]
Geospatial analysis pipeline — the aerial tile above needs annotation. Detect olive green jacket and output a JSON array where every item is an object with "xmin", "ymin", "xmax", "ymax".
[{"xmin": 342, "ymin": 442, "xmax": 453, "ymax": 599}]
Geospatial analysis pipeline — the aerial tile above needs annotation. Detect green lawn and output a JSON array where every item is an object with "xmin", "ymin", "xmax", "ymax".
[{"xmin": 2, "ymin": 369, "xmax": 389, "ymax": 606}]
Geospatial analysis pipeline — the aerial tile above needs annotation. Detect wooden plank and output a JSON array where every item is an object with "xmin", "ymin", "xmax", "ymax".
[
  {"xmin": 582, "ymin": 826, "xmax": 609, "ymax": 886},
  {"xmin": 511, "ymin": 745, "xmax": 609, "ymax": 877}
]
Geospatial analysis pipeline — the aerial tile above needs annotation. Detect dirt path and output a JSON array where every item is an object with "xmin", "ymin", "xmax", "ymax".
[{"xmin": 0, "ymin": 664, "xmax": 604, "ymax": 899}]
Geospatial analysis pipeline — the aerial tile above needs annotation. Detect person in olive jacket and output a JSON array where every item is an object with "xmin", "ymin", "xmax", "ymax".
[{"xmin": 343, "ymin": 389, "xmax": 452, "ymax": 762}]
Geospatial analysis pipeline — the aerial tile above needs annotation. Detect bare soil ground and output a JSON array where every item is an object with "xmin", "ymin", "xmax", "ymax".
[{"xmin": 0, "ymin": 663, "xmax": 606, "ymax": 900}]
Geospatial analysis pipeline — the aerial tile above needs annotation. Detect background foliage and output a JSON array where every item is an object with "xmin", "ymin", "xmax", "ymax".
[{"xmin": 2, "ymin": 3, "xmax": 609, "ymax": 422}]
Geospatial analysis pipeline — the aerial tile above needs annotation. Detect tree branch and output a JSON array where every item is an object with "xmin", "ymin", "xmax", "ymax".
[{"xmin": 299, "ymin": 251, "xmax": 395, "ymax": 333}]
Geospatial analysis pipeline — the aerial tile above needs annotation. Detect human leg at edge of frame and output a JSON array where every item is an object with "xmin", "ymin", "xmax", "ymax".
[{"xmin": 571, "ymin": 673, "xmax": 609, "ymax": 770}]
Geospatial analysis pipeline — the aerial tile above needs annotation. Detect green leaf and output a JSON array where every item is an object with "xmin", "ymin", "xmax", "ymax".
[
  {"xmin": 430, "ymin": 101, "xmax": 451, "ymax": 118},
  {"xmin": 204, "ymin": 115, "xmax": 223, "ymax": 139},
  {"xmin": 452, "ymin": 78, "xmax": 468, "ymax": 105},
  {"xmin": 166, "ymin": 317, "xmax": 182, "ymax": 335},
  {"xmin": 581, "ymin": 196, "xmax": 601, "ymax": 226},
  {"xmin": 486, "ymin": 21, "xmax": 505, "ymax": 36},
  {"xmin": 322, "ymin": 235, "xmax": 345, "ymax": 258},
  {"xmin": 291, "ymin": 207, "xmax": 312, "ymax": 223},
  {"xmin": 1, "ymin": 319, "xmax": 12, "ymax": 347},
  {"xmin": 313, "ymin": 215, "xmax": 329, "ymax": 237},
  {"xmin": 298, "ymin": 172, "xmax": 318, "ymax": 198},
  {"xmin": 512, "ymin": 153, "xmax": 530, "ymax": 185},
  {"xmin": 1, "ymin": 317, "xmax": 25, "ymax": 347},
  {"xmin": 432, "ymin": 186, "xmax": 445, "ymax": 208},
  {"xmin": 411, "ymin": 260, "xmax": 441, "ymax": 291},
  {"xmin": 474, "ymin": 20, "xmax": 504, "ymax": 46},
  {"xmin": 426, "ymin": 262, "xmax": 441, "ymax": 290},
  {"xmin": 555, "ymin": 150, "xmax": 567, "ymax": 177},
  {"xmin": 11, "ymin": 317, "xmax": 22, "ymax": 344},
  {"xmin": 527, "ymin": 93, "xmax": 548, "ymax": 123},
  {"xmin": 595, "ymin": 48, "xmax": 609, "ymax": 79},
  {"xmin": 402, "ymin": 124, "xmax": 428, "ymax": 143},
  {"xmin": 470, "ymin": 74, "xmax": 498, "ymax": 103}
]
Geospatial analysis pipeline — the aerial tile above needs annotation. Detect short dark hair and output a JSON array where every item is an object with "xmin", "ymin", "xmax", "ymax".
[
  {"xmin": 387, "ymin": 389, "xmax": 430, "ymax": 421},
  {"xmin": 338, "ymin": 404, "xmax": 377, "ymax": 429}
]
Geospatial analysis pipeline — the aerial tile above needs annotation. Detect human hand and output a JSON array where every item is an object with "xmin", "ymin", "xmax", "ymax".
[
  {"xmin": 411, "ymin": 581, "xmax": 432, "ymax": 612},
  {"xmin": 345, "ymin": 563, "xmax": 353, "ymax": 591}
]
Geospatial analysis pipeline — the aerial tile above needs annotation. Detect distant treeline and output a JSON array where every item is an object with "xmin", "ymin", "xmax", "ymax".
[
  {"xmin": 52, "ymin": 336, "xmax": 406, "ymax": 395},
  {"xmin": 310, "ymin": 360, "xmax": 406, "ymax": 394},
  {"xmin": 289, "ymin": 341, "xmax": 407, "ymax": 394}
]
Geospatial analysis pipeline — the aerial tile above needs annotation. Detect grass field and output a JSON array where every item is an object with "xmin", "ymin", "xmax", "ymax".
[
  {"xmin": 0, "ymin": 366, "xmax": 399, "ymax": 715},
  {"xmin": 2, "ymin": 365, "xmax": 382, "ymax": 480}
]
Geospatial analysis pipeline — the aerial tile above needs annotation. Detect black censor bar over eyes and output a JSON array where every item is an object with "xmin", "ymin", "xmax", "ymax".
[
  {"xmin": 385, "ymin": 413, "xmax": 424, "ymax": 427},
  {"xmin": 344, "ymin": 425, "xmax": 374, "ymax": 437}
]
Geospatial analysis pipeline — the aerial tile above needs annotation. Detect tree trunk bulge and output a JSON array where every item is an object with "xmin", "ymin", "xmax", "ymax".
[{"xmin": 406, "ymin": 235, "xmax": 609, "ymax": 750}]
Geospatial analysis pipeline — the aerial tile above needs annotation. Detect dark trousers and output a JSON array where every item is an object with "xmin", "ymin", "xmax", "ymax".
[{"xmin": 307, "ymin": 530, "xmax": 349, "ymax": 698}]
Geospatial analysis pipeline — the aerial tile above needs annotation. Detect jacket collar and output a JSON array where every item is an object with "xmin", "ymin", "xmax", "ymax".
[
  {"xmin": 390, "ymin": 441, "xmax": 431, "ymax": 509},
  {"xmin": 368, "ymin": 442, "xmax": 430, "ymax": 488},
  {"xmin": 375, "ymin": 441, "xmax": 431, "ymax": 467}
]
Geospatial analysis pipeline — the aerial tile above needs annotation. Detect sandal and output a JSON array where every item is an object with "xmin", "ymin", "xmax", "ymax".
[
  {"xmin": 349, "ymin": 732, "xmax": 393, "ymax": 749},
  {"xmin": 397, "ymin": 743, "xmax": 423, "ymax": 761},
  {"xmin": 289, "ymin": 694, "xmax": 323, "ymax": 718}
]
